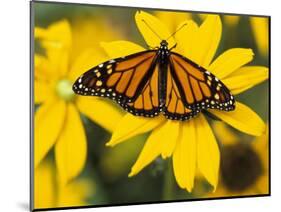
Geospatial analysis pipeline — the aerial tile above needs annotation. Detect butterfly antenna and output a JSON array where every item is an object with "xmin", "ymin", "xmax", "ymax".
[
  {"xmin": 166, "ymin": 23, "xmax": 188, "ymax": 41},
  {"xmin": 141, "ymin": 19, "xmax": 162, "ymax": 41}
]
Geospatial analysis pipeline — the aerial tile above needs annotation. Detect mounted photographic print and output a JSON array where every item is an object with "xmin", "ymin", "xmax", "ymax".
[{"xmin": 31, "ymin": 0, "xmax": 270, "ymax": 211}]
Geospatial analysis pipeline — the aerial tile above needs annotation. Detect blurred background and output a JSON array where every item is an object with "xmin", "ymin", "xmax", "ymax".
[{"xmin": 33, "ymin": 1, "xmax": 269, "ymax": 210}]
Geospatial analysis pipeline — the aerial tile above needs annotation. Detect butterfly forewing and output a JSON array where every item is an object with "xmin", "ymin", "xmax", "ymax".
[
  {"xmin": 169, "ymin": 52, "xmax": 235, "ymax": 111},
  {"xmin": 73, "ymin": 50, "xmax": 161, "ymax": 116}
]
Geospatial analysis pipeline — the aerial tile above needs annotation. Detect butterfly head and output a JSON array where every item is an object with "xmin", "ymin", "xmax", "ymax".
[{"xmin": 160, "ymin": 40, "xmax": 168, "ymax": 49}]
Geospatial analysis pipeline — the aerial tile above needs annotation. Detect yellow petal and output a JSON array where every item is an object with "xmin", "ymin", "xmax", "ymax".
[
  {"xmin": 35, "ymin": 20, "xmax": 72, "ymax": 78},
  {"xmin": 34, "ymin": 54, "xmax": 54, "ymax": 81},
  {"xmin": 58, "ymin": 179, "xmax": 93, "ymax": 207},
  {"xmin": 253, "ymin": 122, "xmax": 268, "ymax": 148},
  {"xmin": 76, "ymin": 96, "xmax": 123, "ymax": 133},
  {"xmin": 34, "ymin": 54, "xmax": 46, "ymax": 80},
  {"xmin": 224, "ymin": 15, "xmax": 240, "ymax": 27},
  {"xmin": 135, "ymin": 11, "xmax": 176, "ymax": 48},
  {"xmin": 155, "ymin": 11, "xmax": 192, "ymax": 32},
  {"xmin": 34, "ymin": 80, "xmax": 53, "ymax": 104},
  {"xmin": 211, "ymin": 121, "xmax": 237, "ymax": 145},
  {"xmin": 175, "ymin": 20, "xmax": 199, "ymax": 58},
  {"xmin": 191, "ymin": 15, "xmax": 222, "ymax": 67},
  {"xmin": 230, "ymin": 85, "xmax": 253, "ymax": 95},
  {"xmin": 128, "ymin": 121, "xmax": 172, "ymax": 176},
  {"xmin": 209, "ymin": 48, "xmax": 254, "ymax": 79},
  {"xmin": 256, "ymin": 175, "xmax": 269, "ymax": 194},
  {"xmin": 173, "ymin": 121, "xmax": 196, "ymax": 192},
  {"xmin": 34, "ymin": 160, "xmax": 56, "ymax": 209},
  {"xmin": 34, "ymin": 28, "xmax": 47, "ymax": 39},
  {"xmin": 47, "ymin": 48, "xmax": 70, "ymax": 78},
  {"xmin": 101, "ymin": 41, "xmax": 145, "ymax": 58},
  {"xmin": 68, "ymin": 48, "xmax": 108, "ymax": 82},
  {"xmin": 159, "ymin": 120, "xmax": 180, "ymax": 158},
  {"xmin": 106, "ymin": 113, "xmax": 164, "ymax": 147},
  {"xmin": 198, "ymin": 14, "xmax": 207, "ymax": 21},
  {"xmin": 128, "ymin": 144, "xmax": 159, "ymax": 177},
  {"xmin": 195, "ymin": 114, "xmax": 220, "ymax": 190},
  {"xmin": 55, "ymin": 103, "xmax": 87, "ymax": 185},
  {"xmin": 210, "ymin": 102, "xmax": 266, "ymax": 136},
  {"xmin": 250, "ymin": 17, "xmax": 269, "ymax": 57},
  {"xmin": 35, "ymin": 19, "xmax": 72, "ymax": 49},
  {"xmin": 35, "ymin": 50, "xmax": 69, "ymax": 80},
  {"xmin": 253, "ymin": 124, "xmax": 269, "ymax": 170},
  {"xmin": 34, "ymin": 99, "xmax": 66, "ymax": 167},
  {"xmin": 71, "ymin": 17, "xmax": 121, "ymax": 60},
  {"xmin": 223, "ymin": 66, "xmax": 268, "ymax": 94}
]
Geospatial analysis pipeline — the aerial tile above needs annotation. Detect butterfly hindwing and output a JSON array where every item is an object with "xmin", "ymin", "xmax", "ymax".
[
  {"xmin": 163, "ymin": 63, "xmax": 199, "ymax": 121},
  {"xmin": 169, "ymin": 52, "xmax": 235, "ymax": 111},
  {"xmin": 125, "ymin": 62, "xmax": 161, "ymax": 117}
]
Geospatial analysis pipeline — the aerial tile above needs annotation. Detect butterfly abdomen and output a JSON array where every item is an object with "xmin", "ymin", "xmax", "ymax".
[{"xmin": 158, "ymin": 40, "xmax": 170, "ymax": 108}]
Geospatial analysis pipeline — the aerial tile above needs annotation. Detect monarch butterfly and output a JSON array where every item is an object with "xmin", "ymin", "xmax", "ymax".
[{"xmin": 73, "ymin": 23, "xmax": 235, "ymax": 121}]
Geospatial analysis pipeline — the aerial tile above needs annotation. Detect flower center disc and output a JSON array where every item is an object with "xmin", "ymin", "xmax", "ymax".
[
  {"xmin": 56, "ymin": 79, "xmax": 75, "ymax": 102},
  {"xmin": 221, "ymin": 143, "xmax": 263, "ymax": 192}
]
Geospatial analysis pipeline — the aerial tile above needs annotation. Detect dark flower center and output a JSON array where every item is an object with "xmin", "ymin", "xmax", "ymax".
[{"xmin": 220, "ymin": 143, "xmax": 263, "ymax": 192}]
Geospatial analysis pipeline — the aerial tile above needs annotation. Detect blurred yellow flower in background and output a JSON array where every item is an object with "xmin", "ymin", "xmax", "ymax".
[
  {"xmin": 198, "ymin": 14, "xmax": 240, "ymax": 28},
  {"xmin": 250, "ymin": 16, "xmax": 269, "ymax": 57},
  {"xmin": 34, "ymin": 159, "xmax": 94, "ymax": 209},
  {"xmin": 206, "ymin": 121, "xmax": 269, "ymax": 197},
  {"xmin": 200, "ymin": 14, "xmax": 269, "ymax": 58},
  {"xmin": 71, "ymin": 17, "xmax": 124, "ymax": 60},
  {"xmin": 34, "ymin": 20, "xmax": 123, "ymax": 185},
  {"xmin": 102, "ymin": 11, "xmax": 268, "ymax": 192},
  {"xmin": 223, "ymin": 15, "xmax": 240, "ymax": 27}
]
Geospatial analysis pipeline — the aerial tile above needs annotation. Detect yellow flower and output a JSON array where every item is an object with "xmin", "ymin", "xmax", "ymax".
[
  {"xmin": 205, "ymin": 121, "xmax": 269, "ymax": 197},
  {"xmin": 34, "ymin": 159, "xmax": 94, "ymax": 209},
  {"xmin": 250, "ymin": 16, "xmax": 269, "ymax": 57},
  {"xmin": 34, "ymin": 20, "xmax": 123, "ymax": 185},
  {"xmin": 102, "ymin": 11, "xmax": 268, "ymax": 192}
]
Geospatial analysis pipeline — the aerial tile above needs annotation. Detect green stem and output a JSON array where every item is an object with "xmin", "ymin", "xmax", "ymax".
[{"xmin": 162, "ymin": 158, "xmax": 174, "ymax": 200}]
